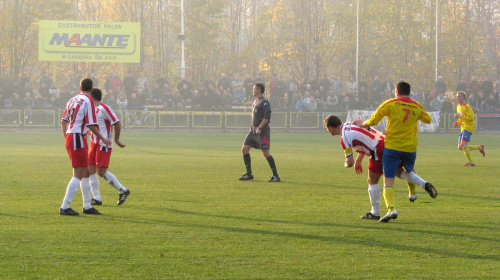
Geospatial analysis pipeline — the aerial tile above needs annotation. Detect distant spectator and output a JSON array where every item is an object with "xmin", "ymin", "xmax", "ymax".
[
  {"xmin": 351, "ymin": 96, "xmax": 364, "ymax": 110},
  {"xmin": 137, "ymin": 72, "xmax": 151, "ymax": 99},
  {"xmin": 11, "ymin": 93, "xmax": 23, "ymax": 107},
  {"xmin": 306, "ymin": 96, "xmax": 318, "ymax": 111},
  {"xmin": 38, "ymin": 83, "xmax": 50, "ymax": 100},
  {"xmin": 346, "ymin": 78, "xmax": 357, "ymax": 95},
  {"xmin": 128, "ymin": 93, "xmax": 144, "ymax": 110},
  {"xmin": 34, "ymin": 92, "xmax": 47, "ymax": 108},
  {"xmin": 111, "ymin": 73, "xmax": 123, "ymax": 92},
  {"xmin": 338, "ymin": 95, "xmax": 351, "ymax": 111},
  {"xmin": 191, "ymin": 90, "xmax": 202, "ymax": 109},
  {"xmin": 324, "ymin": 91, "xmax": 339, "ymax": 110},
  {"xmin": 117, "ymin": 93, "xmax": 128, "ymax": 111},
  {"xmin": 243, "ymin": 74, "xmax": 254, "ymax": 101},
  {"xmin": 232, "ymin": 86, "xmax": 245, "ymax": 105},
  {"xmin": 217, "ymin": 73, "xmax": 231, "ymax": 91},
  {"xmin": 440, "ymin": 97, "xmax": 454, "ymax": 113},
  {"xmin": 295, "ymin": 97, "xmax": 307, "ymax": 112},
  {"xmin": 485, "ymin": 93, "xmax": 498, "ymax": 111},
  {"xmin": 429, "ymin": 95, "xmax": 442, "ymax": 111},
  {"xmin": 435, "ymin": 76, "xmax": 447, "ymax": 95},
  {"xmin": 123, "ymin": 71, "xmax": 136, "ymax": 98},
  {"xmin": 332, "ymin": 76, "xmax": 343, "ymax": 95},
  {"xmin": 231, "ymin": 73, "xmax": 243, "ymax": 92},
  {"xmin": 221, "ymin": 89, "xmax": 233, "ymax": 109},
  {"xmin": 467, "ymin": 93, "xmax": 479, "ymax": 111},
  {"xmin": 468, "ymin": 76, "xmax": 480, "ymax": 96},
  {"xmin": 52, "ymin": 92, "xmax": 66, "ymax": 108},
  {"xmin": 39, "ymin": 72, "xmax": 52, "ymax": 88}
]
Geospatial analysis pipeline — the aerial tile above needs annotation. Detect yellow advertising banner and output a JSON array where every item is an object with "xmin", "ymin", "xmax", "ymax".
[{"xmin": 39, "ymin": 20, "xmax": 140, "ymax": 63}]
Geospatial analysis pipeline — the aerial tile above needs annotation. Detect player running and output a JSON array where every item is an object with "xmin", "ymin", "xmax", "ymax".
[
  {"xmin": 60, "ymin": 78, "xmax": 111, "ymax": 216},
  {"xmin": 324, "ymin": 115, "xmax": 435, "ymax": 220},
  {"xmin": 453, "ymin": 91, "xmax": 485, "ymax": 166},
  {"xmin": 88, "ymin": 88, "xmax": 130, "ymax": 206}
]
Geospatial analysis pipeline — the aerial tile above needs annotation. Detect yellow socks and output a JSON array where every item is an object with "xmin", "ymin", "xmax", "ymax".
[
  {"xmin": 383, "ymin": 186, "xmax": 395, "ymax": 211},
  {"xmin": 407, "ymin": 182, "xmax": 416, "ymax": 196},
  {"xmin": 463, "ymin": 146, "xmax": 473, "ymax": 163}
]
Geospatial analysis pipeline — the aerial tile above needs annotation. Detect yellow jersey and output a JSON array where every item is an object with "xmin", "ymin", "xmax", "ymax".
[
  {"xmin": 456, "ymin": 103, "xmax": 475, "ymax": 133},
  {"xmin": 365, "ymin": 97, "xmax": 431, "ymax": 153}
]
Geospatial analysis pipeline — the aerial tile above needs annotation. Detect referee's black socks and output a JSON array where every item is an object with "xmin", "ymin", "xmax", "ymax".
[
  {"xmin": 266, "ymin": 156, "xmax": 278, "ymax": 176},
  {"xmin": 243, "ymin": 153, "xmax": 252, "ymax": 175}
]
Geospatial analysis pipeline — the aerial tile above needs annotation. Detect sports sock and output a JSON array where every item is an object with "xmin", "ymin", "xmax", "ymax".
[
  {"xmin": 266, "ymin": 155, "xmax": 278, "ymax": 177},
  {"xmin": 463, "ymin": 146, "xmax": 473, "ymax": 163},
  {"xmin": 400, "ymin": 171, "xmax": 426, "ymax": 188},
  {"xmin": 102, "ymin": 171, "xmax": 126, "ymax": 192},
  {"xmin": 243, "ymin": 153, "xmax": 252, "ymax": 175},
  {"xmin": 80, "ymin": 177, "xmax": 92, "ymax": 210},
  {"xmin": 383, "ymin": 185, "xmax": 396, "ymax": 211},
  {"xmin": 467, "ymin": 145, "xmax": 481, "ymax": 151},
  {"xmin": 368, "ymin": 184, "xmax": 380, "ymax": 216},
  {"xmin": 61, "ymin": 177, "xmax": 80, "ymax": 209},
  {"xmin": 89, "ymin": 173, "xmax": 101, "ymax": 201},
  {"xmin": 407, "ymin": 182, "xmax": 416, "ymax": 195}
]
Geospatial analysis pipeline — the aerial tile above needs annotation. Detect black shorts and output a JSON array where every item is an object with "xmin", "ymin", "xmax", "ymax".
[{"xmin": 243, "ymin": 127, "xmax": 270, "ymax": 150}]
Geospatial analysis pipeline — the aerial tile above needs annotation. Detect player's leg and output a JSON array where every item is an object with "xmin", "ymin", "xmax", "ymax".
[
  {"xmin": 88, "ymin": 142, "xmax": 102, "ymax": 205},
  {"xmin": 79, "ymin": 167, "xmax": 100, "ymax": 214},
  {"xmin": 96, "ymin": 147, "xmax": 130, "ymax": 205},
  {"xmin": 262, "ymin": 149, "xmax": 280, "ymax": 182},
  {"xmin": 398, "ymin": 168, "xmax": 437, "ymax": 199},
  {"xmin": 60, "ymin": 134, "xmax": 85, "ymax": 215},
  {"xmin": 458, "ymin": 131, "xmax": 475, "ymax": 166},
  {"xmin": 361, "ymin": 158, "xmax": 382, "ymax": 219},
  {"xmin": 260, "ymin": 129, "xmax": 279, "ymax": 182},
  {"xmin": 380, "ymin": 148, "xmax": 400, "ymax": 222},
  {"xmin": 240, "ymin": 130, "xmax": 256, "ymax": 180}
]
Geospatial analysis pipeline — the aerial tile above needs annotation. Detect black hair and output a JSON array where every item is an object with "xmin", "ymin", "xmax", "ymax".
[
  {"xmin": 255, "ymin": 83, "xmax": 265, "ymax": 94},
  {"xmin": 90, "ymin": 88, "xmax": 102, "ymax": 101},
  {"xmin": 324, "ymin": 115, "xmax": 342, "ymax": 128},
  {"xmin": 396, "ymin": 81, "xmax": 411, "ymax": 96}
]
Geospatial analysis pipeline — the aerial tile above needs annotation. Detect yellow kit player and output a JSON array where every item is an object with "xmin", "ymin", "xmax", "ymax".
[
  {"xmin": 354, "ymin": 82, "xmax": 438, "ymax": 223},
  {"xmin": 453, "ymin": 91, "xmax": 485, "ymax": 166}
]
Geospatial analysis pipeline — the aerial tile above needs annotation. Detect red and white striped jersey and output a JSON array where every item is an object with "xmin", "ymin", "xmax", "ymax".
[
  {"xmin": 340, "ymin": 122, "xmax": 385, "ymax": 160},
  {"xmin": 62, "ymin": 93, "xmax": 97, "ymax": 134},
  {"xmin": 92, "ymin": 103, "xmax": 119, "ymax": 148}
]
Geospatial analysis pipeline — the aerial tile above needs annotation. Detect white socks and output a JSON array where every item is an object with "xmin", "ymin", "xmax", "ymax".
[
  {"xmin": 103, "ymin": 171, "xmax": 126, "ymax": 192},
  {"xmin": 89, "ymin": 173, "xmax": 101, "ymax": 201},
  {"xmin": 80, "ymin": 177, "xmax": 92, "ymax": 210},
  {"xmin": 61, "ymin": 177, "xmax": 80, "ymax": 209},
  {"xmin": 368, "ymin": 184, "xmax": 381, "ymax": 216},
  {"xmin": 400, "ymin": 171, "xmax": 426, "ymax": 188}
]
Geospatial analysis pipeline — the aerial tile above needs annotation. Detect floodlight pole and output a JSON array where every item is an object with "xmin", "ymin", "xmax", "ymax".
[
  {"xmin": 181, "ymin": 0, "xmax": 186, "ymax": 79},
  {"xmin": 356, "ymin": 0, "xmax": 359, "ymax": 91},
  {"xmin": 435, "ymin": 0, "xmax": 438, "ymax": 82}
]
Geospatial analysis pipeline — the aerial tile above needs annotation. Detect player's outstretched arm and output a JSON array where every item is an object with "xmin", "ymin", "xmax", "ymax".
[{"xmin": 114, "ymin": 121, "xmax": 126, "ymax": 148}]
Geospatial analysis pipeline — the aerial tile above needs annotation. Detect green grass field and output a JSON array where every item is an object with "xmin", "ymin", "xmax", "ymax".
[{"xmin": 0, "ymin": 130, "xmax": 498, "ymax": 279}]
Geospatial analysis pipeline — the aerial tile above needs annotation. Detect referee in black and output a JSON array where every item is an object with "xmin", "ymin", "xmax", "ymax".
[{"xmin": 239, "ymin": 83, "xmax": 280, "ymax": 182}]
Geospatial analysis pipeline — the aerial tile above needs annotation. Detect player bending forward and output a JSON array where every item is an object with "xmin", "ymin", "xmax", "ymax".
[
  {"xmin": 88, "ymin": 88, "xmax": 130, "ymax": 206},
  {"xmin": 324, "ymin": 115, "xmax": 437, "ymax": 221}
]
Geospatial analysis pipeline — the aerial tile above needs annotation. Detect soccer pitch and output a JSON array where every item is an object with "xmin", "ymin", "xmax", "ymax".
[{"xmin": 0, "ymin": 130, "xmax": 498, "ymax": 279}]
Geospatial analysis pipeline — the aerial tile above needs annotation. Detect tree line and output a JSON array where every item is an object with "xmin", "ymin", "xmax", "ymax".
[{"xmin": 0, "ymin": 0, "xmax": 498, "ymax": 93}]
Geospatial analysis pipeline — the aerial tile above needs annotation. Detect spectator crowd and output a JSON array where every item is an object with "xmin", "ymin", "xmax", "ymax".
[{"xmin": 0, "ymin": 71, "xmax": 499, "ymax": 114}]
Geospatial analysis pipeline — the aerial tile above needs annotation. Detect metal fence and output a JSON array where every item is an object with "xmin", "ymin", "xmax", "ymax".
[{"xmin": 0, "ymin": 108, "xmax": 495, "ymax": 131}]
